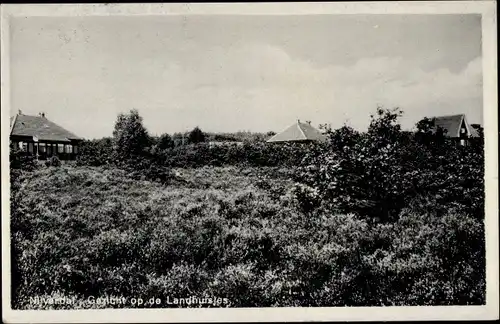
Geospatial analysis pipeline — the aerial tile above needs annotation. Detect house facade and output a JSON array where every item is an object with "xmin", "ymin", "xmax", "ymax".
[
  {"xmin": 10, "ymin": 111, "xmax": 83, "ymax": 160},
  {"xmin": 432, "ymin": 114, "xmax": 480, "ymax": 146}
]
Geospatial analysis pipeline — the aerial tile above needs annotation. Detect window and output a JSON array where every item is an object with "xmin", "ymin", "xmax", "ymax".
[
  {"xmin": 65, "ymin": 144, "xmax": 72, "ymax": 153},
  {"xmin": 28, "ymin": 143, "xmax": 34, "ymax": 153},
  {"xmin": 39, "ymin": 143, "xmax": 46, "ymax": 153},
  {"xmin": 73, "ymin": 146, "xmax": 78, "ymax": 154},
  {"xmin": 460, "ymin": 139, "xmax": 465, "ymax": 146},
  {"xmin": 461, "ymin": 128, "xmax": 466, "ymax": 134},
  {"xmin": 18, "ymin": 142, "xmax": 26, "ymax": 151},
  {"xmin": 58, "ymin": 144, "xmax": 64, "ymax": 153}
]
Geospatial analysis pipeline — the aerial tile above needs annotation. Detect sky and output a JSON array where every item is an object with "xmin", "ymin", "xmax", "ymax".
[{"xmin": 9, "ymin": 14, "xmax": 483, "ymax": 139}]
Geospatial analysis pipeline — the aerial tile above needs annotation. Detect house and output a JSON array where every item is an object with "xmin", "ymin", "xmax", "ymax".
[
  {"xmin": 431, "ymin": 114, "xmax": 480, "ymax": 146},
  {"xmin": 10, "ymin": 110, "xmax": 83, "ymax": 160},
  {"xmin": 267, "ymin": 120, "xmax": 326, "ymax": 143}
]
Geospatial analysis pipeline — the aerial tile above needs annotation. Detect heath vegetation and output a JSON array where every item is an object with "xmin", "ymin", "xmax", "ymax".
[{"xmin": 10, "ymin": 108, "xmax": 485, "ymax": 308}]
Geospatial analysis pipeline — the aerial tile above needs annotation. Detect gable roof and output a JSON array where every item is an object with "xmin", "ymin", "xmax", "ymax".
[
  {"xmin": 432, "ymin": 114, "xmax": 479, "ymax": 138},
  {"xmin": 267, "ymin": 120, "xmax": 326, "ymax": 143},
  {"xmin": 10, "ymin": 113, "xmax": 82, "ymax": 142}
]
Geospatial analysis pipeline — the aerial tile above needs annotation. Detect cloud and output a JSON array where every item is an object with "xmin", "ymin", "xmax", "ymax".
[
  {"xmin": 11, "ymin": 39, "xmax": 483, "ymax": 138},
  {"xmin": 146, "ymin": 42, "xmax": 483, "ymax": 133}
]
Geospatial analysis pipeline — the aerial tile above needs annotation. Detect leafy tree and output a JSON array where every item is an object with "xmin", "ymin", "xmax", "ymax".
[
  {"xmin": 157, "ymin": 133, "xmax": 174, "ymax": 150},
  {"xmin": 188, "ymin": 126, "xmax": 206, "ymax": 144},
  {"xmin": 112, "ymin": 109, "xmax": 151, "ymax": 161}
]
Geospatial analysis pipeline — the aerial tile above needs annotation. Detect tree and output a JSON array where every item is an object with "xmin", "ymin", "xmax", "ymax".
[
  {"xmin": 157, "ymin": 133, "xmax": 174, "ymax": 150},
  {"xmin": 112, "ymin": 109, "xmax": 151, "ymax": 161},
  {"xmin": 188, "ymin": 126, "xmax": 206, "ymax": 144}
]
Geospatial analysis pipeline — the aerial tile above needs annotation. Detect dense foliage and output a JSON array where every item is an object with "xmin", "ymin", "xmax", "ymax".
[
  {"xmin": 155, "ymin": 133, "xmax": 174, "ymax": 150},
  {"xmin": 76, "ymin": 136, "xmax": 311, "ymax": 169},
  {"xmin": 76, "ymin": 138, "xmax": 114, "ymax": 167},
  {"xmin": 10, "ymin": 166, "xmax": 485, "ymax": 309},
  {"xmin": 204, "ymin": 131, "xmax": 272, "ymax": 143},
  {"xmin": 112, "ymin": 109, "xmax": 151, "ymax": 161},
  {"xmin": 293, "ymin": 108, "xmax": 484, "ymax": 222},
  {"xmin": 188, "ymin": 126, "xmax": 206, "ymax": 144}
]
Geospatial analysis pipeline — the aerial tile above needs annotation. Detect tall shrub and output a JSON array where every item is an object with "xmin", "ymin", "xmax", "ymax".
[
  {"xmin": 157, "ymin": 133, "xmax": 174, "ymax": 150},
  {"xmin": 293, "ymin": 107, "xmax": 484, "ymax": 222},
  {"xmin": 188, "ymin": 127, "xmax": 206, "ymax": 144},
  {"xmin": 112, "ymin": 109, "xmax": 151, "ymax": 162}
]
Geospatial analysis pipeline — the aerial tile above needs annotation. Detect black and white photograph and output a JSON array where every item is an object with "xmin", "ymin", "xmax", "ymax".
[{"xmin": 1, "ymin": 2, "xmax": 498, "ymax": 323}]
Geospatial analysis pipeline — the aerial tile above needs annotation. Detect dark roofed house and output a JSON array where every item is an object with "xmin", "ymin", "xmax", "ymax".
[
  {"xmin": 431, "ymin": 114, "xmax": 480, "ymax": 146},
  {"xmin": 10, "ymin": 110, "xmax": 83, "ymax": 160},
  {"xmin": 267, "ymin": 120, "xmax": 326, "ymax": 143}
]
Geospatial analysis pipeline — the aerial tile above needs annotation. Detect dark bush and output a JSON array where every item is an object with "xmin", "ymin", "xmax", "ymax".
[
  {"xmin": 46, "ymin": 156, "xmax": 62, "ymax": 167},
  {"xmin": 188, "ymin": 126, "xmax": 206, "ymax": 144},
  {"xmin": 9, "ymin": 145, "xmax": 37, "ymax": 172},
  {"xmin": 156, "ymin": 133, "xmax": 174, "ymax": 150},
  {"xmin": 112, "ymin": 109, "xmax": 151, "ymax": 161},
  {"xmin": 76, "ymin": 138, "xmax": 113, "ymax": 167},
  {"xmin": 293, "ymin": 107, "xmax": 484, "ymax": 222}
]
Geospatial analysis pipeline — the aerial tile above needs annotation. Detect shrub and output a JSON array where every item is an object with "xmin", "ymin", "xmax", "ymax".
[
  {"xmin": 112, "ymin": 109, "xmax": 151, "ymax": 161},
  {"xmin": 76, "ymin": 138, "xmax": 113, "ymax": 166},
  {"xmin": 156, "ymin": 133, "xmax": 174, "ymax": 150},
  {"xmin": 46, "ymin": 156, "xmax": 62, "ymax": 167},
  {"xmin": 188, "ymin": 126, "xmax": 206, "ymax": 144},
  {"xmin": 9, "ymin": 145, "xmax": 37, "ymax": 172},
  {"xmin": 294, "ymin": 107, "xmax": 484, "ymax": 222}
]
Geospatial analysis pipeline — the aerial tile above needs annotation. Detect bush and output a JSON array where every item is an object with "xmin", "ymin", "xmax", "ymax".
[
  {"xmin": 46, "ymin": 156, "xmax": 62, "ymax": 167},
  {"xmin": 121, "ymin": 156, "xmax": 174, "ymax": 184},
  {"xmin": 9, "ymin": 145, "xmax": 37, "ymax": 172},
  {"xmin": 188, "ymin": 126, "xmax": 206, "ymax": 144},
  {"xmin": 156, "ymin": 133, "xmax": 174, "ymax": 150},
  {"xmin": 153, "ymin": 142, "xmax": 312, "ymax": 169},
  {"xmin": 76, "ymin": 138, "xmax": 113, "ymax": 166},
  {"xmin": 294, "ymin": 107, "xmax": 484, "ymax": 222},
  {"xmin": 112, "ymin": 109, "xmax": 151, "ymax": 161}
]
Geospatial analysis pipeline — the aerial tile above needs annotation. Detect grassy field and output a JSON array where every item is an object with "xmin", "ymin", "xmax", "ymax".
[{"xmin": 11, "ymin": 164, "xmax": 485, "ymax": 309}]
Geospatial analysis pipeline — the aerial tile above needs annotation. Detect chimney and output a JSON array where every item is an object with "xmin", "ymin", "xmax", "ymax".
[
  {"xmin": 40, "ymin": 112, "xmax": 45, "ymax": 118},
  {"xmin": 18, "ymin": 109, "xmax": 22, "ymax": 115}
]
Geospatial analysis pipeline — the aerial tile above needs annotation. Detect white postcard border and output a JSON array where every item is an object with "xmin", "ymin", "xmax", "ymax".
[{"xmin": 1, "ymin": 2, "xmax": 497, "ymax": 323}]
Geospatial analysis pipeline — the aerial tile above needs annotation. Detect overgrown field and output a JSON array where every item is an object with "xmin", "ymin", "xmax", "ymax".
[{"xmin": 11, "ymin": 164, "xmax": 484, "ymax": 309}]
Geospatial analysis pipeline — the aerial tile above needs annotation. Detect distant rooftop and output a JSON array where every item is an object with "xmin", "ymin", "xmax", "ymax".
[
  {"xmin": 432, "ymin": 114, "xmax": 479, "ymax": 138},
  {"xmin": 267, "ymin": 120, "xmax": 326, "ymax": 143},
  {"xmin": 10, "ymin": 111, "xmax": 82, "ymax": 142}
]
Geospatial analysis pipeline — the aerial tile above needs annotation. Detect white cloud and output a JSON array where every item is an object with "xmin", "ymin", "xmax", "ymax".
[
  {"xmin": 147, "ymin": 42, "xmax": 483, "ymax": 133},
  {"xmin": 12, "ymin": 40, "xmax": 483, "ymax": 137}
]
